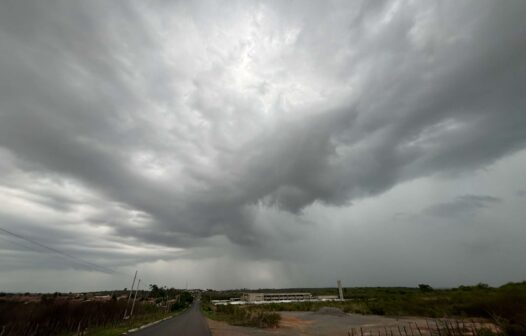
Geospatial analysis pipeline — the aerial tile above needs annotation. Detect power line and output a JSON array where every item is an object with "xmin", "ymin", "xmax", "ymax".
[
  {"xmin": 0, "ymin": 226, "xmax": 118, "ymax": 274},
  {"xmin": 0, "ymin": 233, "xmax": 44, "ymax": 254}
]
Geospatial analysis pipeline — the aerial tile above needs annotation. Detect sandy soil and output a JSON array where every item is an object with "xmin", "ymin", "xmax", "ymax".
[
  {"xmin": 207, "ymin": 311, "xmax": 405, "ymax": 336},
  {"xmin": 207, "ymin": 311, "xmax": 498, "ymax": 336}
]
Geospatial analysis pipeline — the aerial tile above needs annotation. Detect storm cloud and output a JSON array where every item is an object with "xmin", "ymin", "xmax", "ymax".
[
  {"xmin": 1, "ymin": 0, "xmax": 526, "ymax": 291},
  {"xmin": 424, "ymin": 194, "xmax": 502, "ymax": 218}
]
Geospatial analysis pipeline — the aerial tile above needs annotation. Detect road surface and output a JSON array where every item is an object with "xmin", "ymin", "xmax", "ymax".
[{"xmin": 132, "ymin": 298, "xmax": 211, "ymax": 336}]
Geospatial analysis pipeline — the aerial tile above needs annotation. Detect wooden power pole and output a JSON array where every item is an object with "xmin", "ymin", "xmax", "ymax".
[
  {"xmin": 123, "ymin": 270, "xmax": 138, "ymax": 319},
  {"xmin": 130, "ymin": 279, "xmax": 141, "ymax": 318}
]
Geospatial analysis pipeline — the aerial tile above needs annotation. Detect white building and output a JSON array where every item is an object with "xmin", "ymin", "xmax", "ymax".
[{"xmin": 240, "ymin": 292, "xmax": 312, "ymax": 302}]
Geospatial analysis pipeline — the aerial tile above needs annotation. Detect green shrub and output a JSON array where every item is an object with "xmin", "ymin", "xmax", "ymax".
[{"xmin": 254, "ymin": 311, "xmax": 281, "ymax": 328}]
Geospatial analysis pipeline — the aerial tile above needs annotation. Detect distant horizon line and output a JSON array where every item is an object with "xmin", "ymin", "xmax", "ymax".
[{"xmin": 3, "ymin": 280, "xmax": 524, "ymax": 294}]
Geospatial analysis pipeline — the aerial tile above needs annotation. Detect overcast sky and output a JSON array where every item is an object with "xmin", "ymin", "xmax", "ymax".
[{"xmin": 1, "ymin": 0, "xmax": 526, "ymax": 293}]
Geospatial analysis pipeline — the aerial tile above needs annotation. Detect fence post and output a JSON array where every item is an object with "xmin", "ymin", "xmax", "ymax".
[
  {"xmin": 443, "ymin": 320, "xmax": 452, "ymax": 335},
  {"xmin": 415, "ymin": 323, "xmax": 423, "ymax": 336},
  {"xmin": 409, "ymin": 323, "xmax": 416, "ymax": 336},
  {"xmin": 435, "ymin": 320, "xmax": 443, "ymax": 336}
]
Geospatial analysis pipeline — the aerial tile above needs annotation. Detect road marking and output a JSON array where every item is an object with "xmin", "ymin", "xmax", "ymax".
[{"xmin": 125, "ymin": 315, "xmax": 174, "ymax": 334}]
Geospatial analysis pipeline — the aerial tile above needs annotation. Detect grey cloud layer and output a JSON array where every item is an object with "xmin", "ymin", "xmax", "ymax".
[
  {"xmin": 1, "ymin": 1, "xmax": 526, "ymax": 258},
  {"xmin": 424, "ymin": 194, "xmax": 502, "ymax": 218}
]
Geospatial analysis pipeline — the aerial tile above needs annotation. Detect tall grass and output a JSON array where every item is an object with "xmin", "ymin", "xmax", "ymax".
[
  {"xmin": 0, "ymin": 299, "xmax": 161, "ymax": 336},
  {"xmin": 202, "ymin": 301, "xmax": 280, "ymax": 328}
]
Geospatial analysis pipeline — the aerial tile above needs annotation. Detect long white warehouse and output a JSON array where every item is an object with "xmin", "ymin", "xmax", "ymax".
[{"xmin": 240, "ymin": 292, "xmax": 313, "ymax": 302}]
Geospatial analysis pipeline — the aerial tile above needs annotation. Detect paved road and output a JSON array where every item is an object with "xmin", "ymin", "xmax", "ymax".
[{"xmin": 132, "ymin": 298, "xmax": 211, "ymax": 336}]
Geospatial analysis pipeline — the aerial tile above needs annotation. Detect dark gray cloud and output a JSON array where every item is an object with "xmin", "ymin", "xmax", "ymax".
[
  {"xmin": 1, "ymin": 0, "xmax": 526, "ymax": 290},
  {"xmin": 424, "ymin": 194, "xmax": 502, "ymax": 218}
]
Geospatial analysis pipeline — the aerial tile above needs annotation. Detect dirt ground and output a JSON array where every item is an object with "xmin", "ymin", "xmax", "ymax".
[
  {"xmin": 207, "ymin": 310, "xmax": 497, "ymax": 336},
  {"xmin": 207, "ymin": 311, "xmax": 410, "ymax": 336}
]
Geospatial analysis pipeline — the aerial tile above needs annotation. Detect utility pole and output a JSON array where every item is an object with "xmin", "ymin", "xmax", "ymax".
[
  {"xmin": 337, "ymin": 280, "xmax": 344, "ymax": 301},
  {"xmin": 123, "ymin": 270, "xmax": 138, "ymax": 319},
  {"xmin": 130, "ymin": 279, "xmax": 141, "ymax": 318}
]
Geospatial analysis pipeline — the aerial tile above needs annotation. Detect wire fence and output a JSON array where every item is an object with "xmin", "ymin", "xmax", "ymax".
[{"xmin": 349, "ymin": 319, "xmax": 500, "ymax": 336}]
